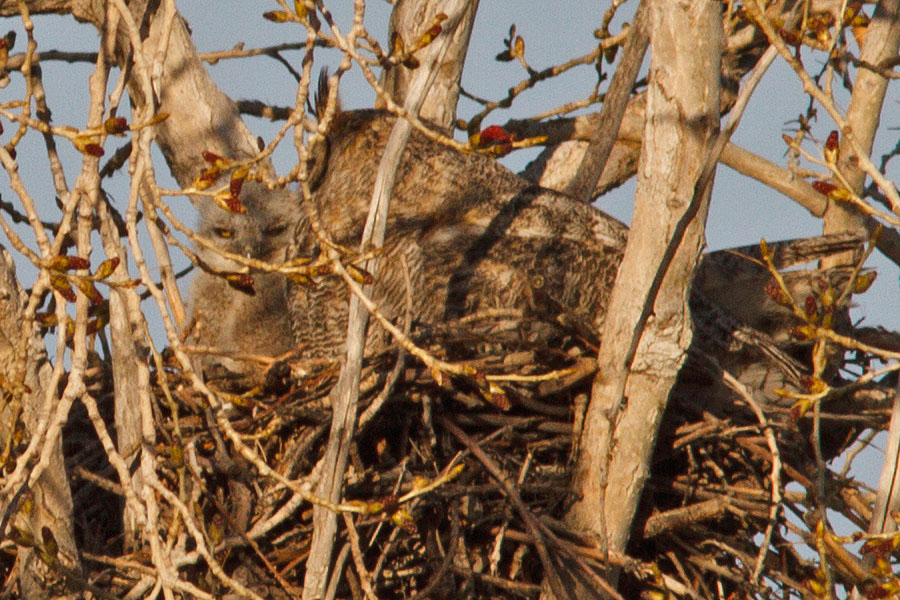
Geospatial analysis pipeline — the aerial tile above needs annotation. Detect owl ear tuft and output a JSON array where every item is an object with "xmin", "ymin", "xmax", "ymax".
[
  {"xmin": 306, "ymin": 69, "xmax": 341, "ymax": 192},
  {"xmin": 312, "ymin": 68, "xmax": 342, "ymax": 122}
]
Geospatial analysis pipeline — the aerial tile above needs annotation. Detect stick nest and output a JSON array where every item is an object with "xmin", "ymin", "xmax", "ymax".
[{"xmin": 49, "ymin": 299, "xmax": 899, "ymax": 600}]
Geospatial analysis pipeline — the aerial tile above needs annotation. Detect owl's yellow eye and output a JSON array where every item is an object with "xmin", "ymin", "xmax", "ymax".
[{"xmin": 214, "ymin": 227, "xmax": 233, "ymax": 238}]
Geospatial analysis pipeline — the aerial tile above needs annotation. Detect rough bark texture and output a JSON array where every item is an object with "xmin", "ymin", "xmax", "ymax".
[
  {"xmin": 568, "ymin": 0, "xmax": 722, "ymax": 581},
  {"xmin": 0, "ymin": 248, "xmax": 79, "ymax": 599}
]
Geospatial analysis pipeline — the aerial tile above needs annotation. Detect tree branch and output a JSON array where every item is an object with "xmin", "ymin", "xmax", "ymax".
[
  {"xmin": 379, "ymin": 0, "xmax": 479, "ymax": 131},
  {"xmin": 509, "ymin": 105, "xmax": 900, "ymax": 268},
  {"xmin": 0, "ymin": 247, "xmax": 80, "ymax": 600},
  {"xmin": 564, "ymin": 0, "xmax": 649, "ymax": 203},
  {"xmin": 569, "ymin": 2, "xmax": 723, "ymax": 592},
  {"xmin": 824, "ymin": 0, "xmax": 900, "ymax": 266}
]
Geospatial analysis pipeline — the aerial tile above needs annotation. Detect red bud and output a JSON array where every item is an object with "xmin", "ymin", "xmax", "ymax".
[
  {"xmin": 824, "ymin": 130, "xmax": 839, "ymax": 163},
  {"xmin": 225, "ymin": 273, "xmax": 255, "ymax": 295},
  {"xmin": 103, "ymin": 117, "xmax": 128, "ymax": 136}
]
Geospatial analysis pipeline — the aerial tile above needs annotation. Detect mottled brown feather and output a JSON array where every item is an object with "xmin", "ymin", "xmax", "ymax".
[{"xmin": 290, "ymin": 110, "xmax": 627, "ymax": 358}]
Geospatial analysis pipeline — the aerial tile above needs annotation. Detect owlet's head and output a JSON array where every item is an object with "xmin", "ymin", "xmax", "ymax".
[{"xmin": 195, "ymin": 181, "xmax": 297, "ymax": 272}]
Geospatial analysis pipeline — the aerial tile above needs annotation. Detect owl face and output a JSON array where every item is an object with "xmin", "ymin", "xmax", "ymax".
[{"xmin": 195, "ymin": 182, "xmax": 297, "ymax": 271}]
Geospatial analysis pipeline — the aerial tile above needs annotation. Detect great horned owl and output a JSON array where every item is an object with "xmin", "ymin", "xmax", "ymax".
[
  {"xmin": 186, "ymin": 181, "xmax": 297, "ymax": 374},
  {"xmin": 290, "ymin": 109, "xmax": 627, "ymax": 359}
]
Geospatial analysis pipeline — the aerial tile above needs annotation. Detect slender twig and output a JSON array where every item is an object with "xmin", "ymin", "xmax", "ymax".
[
  {"xmin": 747, "ymin": 0, "xmax": 900, "ymax": 212},
  {"xmin": 721, "ymin": 370, "xmax": 782, "ymax": 583}
]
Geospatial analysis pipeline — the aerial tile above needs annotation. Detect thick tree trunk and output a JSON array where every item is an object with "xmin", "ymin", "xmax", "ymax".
[
  {"xmin": 378, "ymin": 0, "xmax": 479, "ymax": 132},
  {"xmin": 0, "ymin": 247, "xmax": 80, "ymax": 599},
  {"xmin": 567, "ymin": 0, "xmax": 721, "ymax": 591}
]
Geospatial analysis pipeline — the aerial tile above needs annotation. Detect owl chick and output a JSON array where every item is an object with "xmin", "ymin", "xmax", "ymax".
[{"xmin": 186, "ymin": 181, "xmax": 297, "ymax": 375}]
